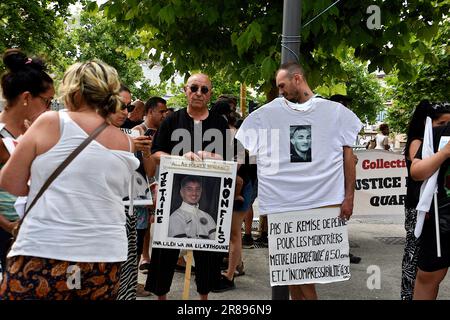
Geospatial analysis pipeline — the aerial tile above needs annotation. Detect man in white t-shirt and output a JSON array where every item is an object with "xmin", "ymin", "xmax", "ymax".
[{"xmin": 235, "ymin": 62, "xmax": 362, "ymax": 300}]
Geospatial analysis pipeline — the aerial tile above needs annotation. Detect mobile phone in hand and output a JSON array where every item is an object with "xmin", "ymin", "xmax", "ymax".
[{"xmin": 145, "ymin": 128, "xmax": 156, "ymax": 137}]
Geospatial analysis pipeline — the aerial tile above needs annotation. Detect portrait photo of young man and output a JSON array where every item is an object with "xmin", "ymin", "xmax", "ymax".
[{"xmin": 290, "ymin": 125, "xmax": 312, "ymax": 162}]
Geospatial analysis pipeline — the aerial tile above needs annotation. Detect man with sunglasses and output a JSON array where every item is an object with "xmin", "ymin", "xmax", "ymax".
[
  {"xmin": 146, "ymin": 73, "xmax": 229, "ymax": 300},
  {"xmin": 122, "ymin": 100, "xmax": 145, "ymax": 129}
]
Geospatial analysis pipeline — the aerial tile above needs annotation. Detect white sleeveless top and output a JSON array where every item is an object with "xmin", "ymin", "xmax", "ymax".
[{"xmin": 8, "ymin": 110, "xmax": 139, "ymax": 262}]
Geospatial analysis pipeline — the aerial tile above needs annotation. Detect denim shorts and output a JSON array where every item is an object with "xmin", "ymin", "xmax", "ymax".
[{"xmin": 233, "ymin": 180, "xmax": 254, "ymax": 212}]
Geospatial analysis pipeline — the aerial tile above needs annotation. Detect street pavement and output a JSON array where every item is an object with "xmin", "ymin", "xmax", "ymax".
[{"xmin": 138, "ymin": 214, "xmax": 450, "ymax": 300}]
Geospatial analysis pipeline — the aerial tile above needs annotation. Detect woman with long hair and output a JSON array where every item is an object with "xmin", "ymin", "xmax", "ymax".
[{"xmin": 401, "ymin": 101, "xmax": 450, "ymax": 300}]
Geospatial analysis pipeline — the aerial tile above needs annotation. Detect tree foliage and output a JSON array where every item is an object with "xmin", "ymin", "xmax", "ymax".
[
  {"xmin": 0, "ymin": 0, "xmax": 76, "ymax": 71},
  {"xmin": 58, "ymin": 10, "xmax": 145, "ymax": 90},
  {"xmin": 386, "ymin": 19, "xmax": 449, "ymax": 133},
  {"xmin": 0, "ymin": 1, "xmax": 148, "ymax": 94},
  {"xmin": 97, "ymin": 0, "xmax": 448, "ymax": 97}
]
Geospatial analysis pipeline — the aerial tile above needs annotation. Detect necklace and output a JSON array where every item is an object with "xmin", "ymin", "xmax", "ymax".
[{"xmin": 141, "ymin": 122, "xmax": 150, "ymax": 130}]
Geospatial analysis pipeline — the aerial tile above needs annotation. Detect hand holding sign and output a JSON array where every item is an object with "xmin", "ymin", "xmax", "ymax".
[
  {"xmin": 183, "ymin": 151, "xmax": 223, "ymax": 161},
  {"xmin": 197, "ymin": 151, "xmax": 223, "ymax": 160},
  {"xmin": 183, "ymin": 151, "xmax": 202, "ymax": 161}
]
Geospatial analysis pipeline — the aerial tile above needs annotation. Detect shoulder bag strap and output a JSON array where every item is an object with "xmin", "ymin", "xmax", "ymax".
[{"xmin": 23, "ymin": 122, "xmax": 109, "ymax": 217}]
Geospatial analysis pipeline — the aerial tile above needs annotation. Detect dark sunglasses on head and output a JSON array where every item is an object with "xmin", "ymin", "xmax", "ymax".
[
  {"xmin": 190, "ymin": 85, "xmax": 209, "ymax": 94},
  {"xmin": 121, "ymin": 103, "xmax": 135, "ymax": 112}
]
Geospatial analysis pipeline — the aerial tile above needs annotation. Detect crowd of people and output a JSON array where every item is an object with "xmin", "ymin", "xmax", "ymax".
[{"xmin": 0, "ymin": 48, "xmax": 449, "ymax": 301}]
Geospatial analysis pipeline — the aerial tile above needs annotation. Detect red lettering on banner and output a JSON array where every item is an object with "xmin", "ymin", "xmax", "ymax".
[{"xmin": 362, "ymin": 159, "xmax": 406, "ymax": 170}]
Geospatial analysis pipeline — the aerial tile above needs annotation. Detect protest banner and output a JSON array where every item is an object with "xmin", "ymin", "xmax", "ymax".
[
  {"xmin": 152, "ymin": 156, "xmax": 237, "ymax": 252},
  {"xmin": 268, "ymin": 207, "xmax": 350, "ymax": 286},
  {"xmin": 354, "ymin": 150, "xmax": 407, "ymax": 215}
]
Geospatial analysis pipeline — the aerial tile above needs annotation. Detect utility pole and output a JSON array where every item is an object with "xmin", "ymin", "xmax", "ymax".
[
  {"xmin": 273, "ymin": 0, "xmax": 301, "ymax": 301},
  {"xmin": 281, "ymin": 0, "xmax": 301, "ymax": 64},
  {"xmin": 240, "ymin": 83, "xmax": 247, "ymax": 117}
]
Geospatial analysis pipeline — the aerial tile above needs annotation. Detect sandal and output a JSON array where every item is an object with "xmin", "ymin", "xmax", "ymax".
[
  {"xmin": 139, "ymin": 260, "xmax": 151, "ymax": 273},
  {"xmin": 222, "ymin": 262, "xmax": 245, "ymax": 277},
  {"xmin": 234, "ymin": 261, "xmax": 245, "ymax": 277}
]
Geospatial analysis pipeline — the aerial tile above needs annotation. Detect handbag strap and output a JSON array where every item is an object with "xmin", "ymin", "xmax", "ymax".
[{"xmin": 23, "ymin": 121, "xmax": 109, "ymax": 217}]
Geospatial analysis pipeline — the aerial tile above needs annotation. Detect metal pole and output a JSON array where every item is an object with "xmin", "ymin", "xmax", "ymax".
[
  {"xmin": 273, "ymin": 0, "xmax": 301, "ymax": 300},
  {"xmin": 281, "ymin": 0, "xmax": 301, "ymax": 64},
  {"xmin": 240, "ymin": 83, "xmax": 247, "ymax": 117}
]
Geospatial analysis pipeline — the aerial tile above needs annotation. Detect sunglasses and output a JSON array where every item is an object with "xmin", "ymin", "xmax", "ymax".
[
  {"xmin": 121, "ymin": 103, "xmax": 135, "ymax": 113},
  {"xmin": 189, "ymin": 85, "xmax": 209, "ymax": 94},
  {"xmin": 39, "ymin": 95, "xmax": 53, "ymax": 108}
]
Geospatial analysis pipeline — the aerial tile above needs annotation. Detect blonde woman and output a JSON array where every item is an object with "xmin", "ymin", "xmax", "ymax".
[{"xmin": 0, "ymin": 60, "xmax": 139, "ymax": 300}]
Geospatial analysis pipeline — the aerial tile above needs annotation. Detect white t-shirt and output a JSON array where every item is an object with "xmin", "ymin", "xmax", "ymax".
[
  {"xmin": 235, "ymin": 97, "xmax": 362, "ymax": 215},
  {"xmin": 375, "ymin": 133, "xmax": 389, "ymax": 150}
]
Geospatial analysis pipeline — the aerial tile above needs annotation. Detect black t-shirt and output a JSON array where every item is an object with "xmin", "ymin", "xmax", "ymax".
[
  {"xmin": 121, "ymin": 118, "xmax": 144, "ymax": 129},
  {"xmin": 151, "ymin": 108, "xmax": 229, "ymax": 159},
  {"xmin": 416, "ymin": 124, "xmax": 450, "ymax": 213}
]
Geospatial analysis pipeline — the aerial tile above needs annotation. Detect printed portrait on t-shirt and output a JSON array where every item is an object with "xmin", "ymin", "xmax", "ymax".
[
  {"xmin": 290, "ymin": 125, "xmax": 312, "ymax": 163},
  {"xmin": 168, "ymin": 174, "xmax": 220, "ymax": 240}
]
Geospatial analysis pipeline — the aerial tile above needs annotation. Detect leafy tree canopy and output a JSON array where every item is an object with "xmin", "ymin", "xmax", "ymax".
[
  {"xmin": 97, "ymin": 0, "xmax": 448, "ymax": 97},
  {"xmin": 316, "ymin": 56, "xmax": 385, "ymax": 124},
  {"xmin": 386, "ymin": 19, "xmax": 449, "ymax": 133},
  {"xmin": 58, "ymin": 9, "xmax": 145, "ymax": 90},
  {"xmin": 0, "ymin": 0, "xmax": 77, "ymax": 70}
]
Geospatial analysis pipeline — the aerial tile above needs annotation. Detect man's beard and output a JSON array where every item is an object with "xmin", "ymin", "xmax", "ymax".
[{"xmin": 285, "ymin": 89, "xmax": 301, "ymax": 103}]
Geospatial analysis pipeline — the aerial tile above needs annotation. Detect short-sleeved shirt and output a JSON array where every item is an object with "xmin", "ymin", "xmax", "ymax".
[
  {"xmin": 121, "ymin": 118, "xmax": 144, "ymax": 129},
  {"xmin": 151, "ymin": 108, "xmax": 229, "ymax": 159},
  {"xmin": 235, "ymin": 97, "xmax": 362, "ymax": 214}
]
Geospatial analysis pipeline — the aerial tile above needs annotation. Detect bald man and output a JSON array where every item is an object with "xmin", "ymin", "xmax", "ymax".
[
  {"xmin": 121, "ymin": 100, "xmax": 145, "ymax": 129},
  {"xmin": 146, "ymin": 73, "xmax": 229, "ymax": 300}
]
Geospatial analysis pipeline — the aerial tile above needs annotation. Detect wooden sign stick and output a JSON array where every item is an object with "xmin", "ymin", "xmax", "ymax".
[{"xmin": 182, "ymin": 250, "xmax": 194, "ymax": 300}]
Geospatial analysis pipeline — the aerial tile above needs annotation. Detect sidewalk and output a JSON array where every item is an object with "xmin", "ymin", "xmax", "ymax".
[{"xmin": 138, "ymin": 215, "xmax": 450, "ymax": 300}]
